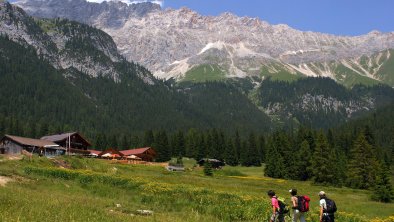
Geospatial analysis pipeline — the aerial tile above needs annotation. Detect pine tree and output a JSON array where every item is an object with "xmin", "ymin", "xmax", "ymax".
[
  {"xmin": 257, "ymin": 135, "xmax": 266, "ymax": 163},
  {"xmin": 120, "ymin": 134, "xmax": 129, "ymax": 150},
  {"xmin": 205, "ymin": 133, "xmax": 213, "ymax": 158},
  {"xmin": 272, "ymin": 131, "xmax": 292, "ymax": 178},
  {"xmin": 196, "ymin": 134, "xmax": 206, "ymax": 161},
  {"xmin": 294, "ymin": 140, "xmax": 312, "ymax": 181},
  {"xmin": 154, "ymin": 130, "xmax": 171, "ymax": 162},
  {"xmin": 311, "ymin": 131, "xmax": 337, "ymax": 185},
  {"xmin": 209, "ymin": 129, "xmax": 220, "ymax": 159},
  {"xmin": 130, "ymin": 135, "xmax": 141, "ymax": 148},
  {"xmin": 38, "ymin": 122, "xmax": 49, "ymax": 137},
  {"xmin": 185, "ymin": 128, "xmax": 198, "ymax": 158},
  {"xmin": 175, "ymin": 130, "xmax": 185, "ymax": 156},
  {"xmin": 217, "ymin": 131, "xmax": 226, "ymax": 161},
  {"xmin": 234, "ymin": 130, "xmax": 241, "ymax": 161},
  {"xmin": 240, "ymin": 140, "xmax": 249, "ymax": 166},
  {"xmin": 224, "ymin": 138, "xmax": 238, "ymax": 166},
  {"xmin": 347, "ymin": 133, "xmax": 379, "ymax": 189},
  {"xmin": 372, "ymin": 163, "xmax": 394, "ymax": 203},
  {"xmin": 247, "ymin": 132, "xmax": 261, "ymax": 166},
  {"xmin": 203, "ymin": 161, "xmax": 213, "ymax": 176},
  {"xmin": 109, "ymin": 135, "xmax": 118, "ymax": 149},
  {"xmin": 333, "ymin": 148, "xmax": 347, "ymax": 186},
  {"xmin": 143, "ymin": 130, "xmax": 154, "ymax": 147},
  {"xmin": 94, "ymin": 133, "xmax": 106, "ymax": 151},
  {"xmin": 264, "ymin": 138, "xmax": 285, "ymax": 178}
]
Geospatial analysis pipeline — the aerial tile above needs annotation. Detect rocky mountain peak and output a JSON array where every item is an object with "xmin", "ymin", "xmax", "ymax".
[{"xmin": 13, "ymin": 0, "xmax": 394, "ymax": 86}]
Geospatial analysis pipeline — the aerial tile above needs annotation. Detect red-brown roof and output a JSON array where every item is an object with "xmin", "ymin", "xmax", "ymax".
[{"xmin": 120, "ymin": 147, "xmax": 153, "ymax": 156}]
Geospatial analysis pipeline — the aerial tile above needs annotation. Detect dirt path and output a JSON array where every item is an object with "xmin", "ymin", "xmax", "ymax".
[{"xmin": 0, "ymin": 176, "xmax": 12, "ymax": 187}]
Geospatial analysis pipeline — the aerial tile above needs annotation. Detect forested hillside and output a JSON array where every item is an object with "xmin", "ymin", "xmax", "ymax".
[
  {"xmin": 0, "ymin": 34, "xmax": 272, "ymax": 140},
  {"xmin": 254, "ymin": 77, "xmax": 394, "ymax": 129}
]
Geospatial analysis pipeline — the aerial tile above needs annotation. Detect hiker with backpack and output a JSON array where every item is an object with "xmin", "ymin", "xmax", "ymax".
[
  {"xmin": 289, "ymin": 188, "xmax": 309, "ymax": 222},
  {"xmin": 267, "ymin": 190, "xmax": 288, "ymax": 222},
  {"xmin": 318, "ymin": 191, "xmax": 337, "ymax": 222}
]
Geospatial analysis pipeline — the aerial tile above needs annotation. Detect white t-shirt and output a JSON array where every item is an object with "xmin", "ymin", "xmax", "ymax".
[{"xmin": 320, "ymin": 198, "xmax": 327, "ymax": 210}]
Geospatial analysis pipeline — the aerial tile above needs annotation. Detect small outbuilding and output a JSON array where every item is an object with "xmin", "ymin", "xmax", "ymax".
[{"xmin": 198, "ymin": 159, "xmax": 225, "ymax": 169}]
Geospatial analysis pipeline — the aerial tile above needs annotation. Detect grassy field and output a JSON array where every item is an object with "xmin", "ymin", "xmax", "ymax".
[
  {"xmin": 0, "ymin": 156, "xmax": 393, "ymax": 222},
  {"xmin": 183, "ymin": 64, "xmax": 226, "ymax": 83}
]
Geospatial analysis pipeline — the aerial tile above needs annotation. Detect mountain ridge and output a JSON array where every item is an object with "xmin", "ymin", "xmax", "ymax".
[
  {"xmin": 0, "ymin": 1, "xmax": 274, "ymax": 134},
  {"xmin": 14, "ymin": 0, "xmax": 394, "ymax": 86}
]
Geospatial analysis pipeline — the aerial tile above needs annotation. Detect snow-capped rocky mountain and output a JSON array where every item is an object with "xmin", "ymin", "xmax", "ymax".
[{"xmin": 14, "ymin": 0, "xmax": 394, "ymax": 86}]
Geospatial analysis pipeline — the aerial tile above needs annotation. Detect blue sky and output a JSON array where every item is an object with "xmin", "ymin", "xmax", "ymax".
[{"xmin": 163, "ymin": 0, "xmax": 394, "ymax": 36}]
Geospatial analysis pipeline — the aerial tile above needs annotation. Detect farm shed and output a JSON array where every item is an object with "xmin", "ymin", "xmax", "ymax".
[{"xmin": 198, "ymin": 159, "xmax": 225, "ymax": 169}]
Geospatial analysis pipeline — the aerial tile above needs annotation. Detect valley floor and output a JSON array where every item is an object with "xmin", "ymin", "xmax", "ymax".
[{"xmin": 0, "ymin": 156, "xmax": 393, "ymax": 221}]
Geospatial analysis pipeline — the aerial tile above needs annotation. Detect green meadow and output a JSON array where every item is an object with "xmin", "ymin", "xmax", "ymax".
[{"xmin": 0, "ymin": 156, "xmax": 393, "ymax": 222}]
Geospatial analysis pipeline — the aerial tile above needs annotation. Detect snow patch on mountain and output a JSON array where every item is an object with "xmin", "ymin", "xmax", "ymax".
[{"xmin": 86, "ymin": 0, "xmax": 163, "ymax": 7}]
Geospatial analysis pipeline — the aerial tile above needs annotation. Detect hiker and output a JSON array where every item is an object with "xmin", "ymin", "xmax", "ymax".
[
  {"xmin": 318, "ymin": 191, "xmax": 337, "ymax": 222},
  {"xmin": 267, "ymin": 190, "xmax": 285, "ymax": 222},
  {"xmin": 289, "ymin": 189, "xmax": 306, "ymax": 222}
]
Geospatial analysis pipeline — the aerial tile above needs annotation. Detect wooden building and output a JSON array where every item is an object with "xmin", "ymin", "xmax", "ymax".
[
  {"xmin": 120, "ymin": 147, "xmax": 156, "ymax": 162},
  {"xmin": 41, "ymin": 132, "xmax": 91, "ymax": 155},
  {"xmin": 198, "ymin": 159, "xmax": 225, "ymax": 169},
  {"xmin": 0, "ymin": 135, "xmax": 65, "ymax": 156}
]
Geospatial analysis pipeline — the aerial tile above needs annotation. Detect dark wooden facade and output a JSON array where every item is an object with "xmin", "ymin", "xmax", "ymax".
[{"xmin": 41, "ymin": 132, "xmax": 91, "ymax": 154}]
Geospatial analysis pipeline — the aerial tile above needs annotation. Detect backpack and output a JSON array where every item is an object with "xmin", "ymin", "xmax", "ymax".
[
  {"xmin": 324, "ymin": 198, "xmax": 337, "ymax": 214},
  {"xmin": 297, "ymin": 195, "xmax": 310, "ymax": 212},
  {"xmin": 277, "ymin": 197, "xmax": 290, "ymax": 214}
]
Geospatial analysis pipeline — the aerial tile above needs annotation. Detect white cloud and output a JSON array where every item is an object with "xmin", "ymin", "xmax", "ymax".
[{"xmin": 86, "ymin": 0, "xmax": 164, "ymax": 7}]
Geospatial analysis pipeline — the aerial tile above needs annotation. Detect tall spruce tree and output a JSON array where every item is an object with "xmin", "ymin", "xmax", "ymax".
[
  {"xmin": 311, "ymin": 131, "xmax": 337, "ymax": 185},
  {"xmin": 294, "ymin": 140, "xmax": 312, "ymax": 181},
  {"xmin": 247, "ymin": 132, "xmax": 261, "ymax": 166},
  {"xmin": 143, "ymin": 130, "xmax": 155, "ymax": 147},
  {"xmin": 154, "ymin": 130, "xmax": 171, "ymax": 162},
  {"xmin": 234, "ymin": 130, "xmax": 241, "ymax": 161},
  {"xmin": 218, "ymin": 131, "xmax": 226, "ymax": 161},
  {"xmin": 273, "ymin": 131, "xmax": 293, "ymax": 178},
  {"xmin": 224, "ymin": 138, "xmax": 238, "ymax": 166},
  {"xmin": 372, "ymin": 163, "xmax": 394, "ymax": 203},
  {"xmin": 264, "ymin": 138, "xmax": 286, "ymax": 178},
  {"xmin": 185, "ymin": 129, "xmax": 199, "ymax": 158},
  {"xmin": 120, "ymin": 135, "xmax": 130, "ymax": 150},
  {"xmin": 130, "ymin": 135, "xmax": 141, "ymax": 148},
  {"xmin": 257, "ymin": 135, "xmax": 266, "ymax": 163},
  {"xmin": 347, "ymin": 133, "xmax": 378, "ymax": 189},
  {"xmin": 94, "ymin": 133, "xmax": 107, "ymax": 151},
  {"xmin": 196, "ymin": 134, "xmax": 206, "ymax": 161},
  {"xmin": 209, "ymin": 129, "xmax": 220, "ymax": 159}
]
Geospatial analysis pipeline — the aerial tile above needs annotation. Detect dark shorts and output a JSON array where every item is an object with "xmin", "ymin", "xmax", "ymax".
[{"xmin": 323, "ymin": 214, "xmax": 335, "ymax": 222}]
